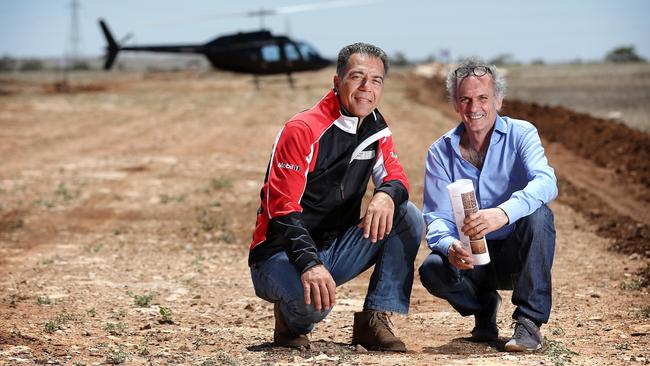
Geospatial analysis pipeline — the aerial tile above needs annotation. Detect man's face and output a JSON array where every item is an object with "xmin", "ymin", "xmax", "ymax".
[
  {"xmin": 454, "ymin": 75, "xmax": 503, "ymax": 135},
  {"xmin": 333, "ymin": 53, "xmax": 385, "ymax": 119}
]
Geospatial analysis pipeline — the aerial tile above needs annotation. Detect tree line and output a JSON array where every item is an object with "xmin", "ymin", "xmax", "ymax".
[{"xmin": 0, "ymin": 45, "xmax": 645, "ymax": 72}]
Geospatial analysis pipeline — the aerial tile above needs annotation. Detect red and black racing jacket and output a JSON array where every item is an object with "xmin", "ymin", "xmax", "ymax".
[{"xmin": 249, "ymin": 89, "xmax": 410, "ymax": 273}]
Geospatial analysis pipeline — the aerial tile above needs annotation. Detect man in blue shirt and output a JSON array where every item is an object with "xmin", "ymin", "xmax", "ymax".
[{"xmin": 419, "ymin": 57, "xmax": 557, "ymax": 352}]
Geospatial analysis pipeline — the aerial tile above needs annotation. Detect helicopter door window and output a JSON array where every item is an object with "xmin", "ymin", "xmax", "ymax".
[
  {"xmin": 298, "ymin": 42, "xmax": 319, "ymax": 61},
  {"xmin": 284, "ymin": 44, "xmax": 300, "ymax": 62},
  {"xmin": 261, "ymin": 45, "xmax": 281, "ymax": 63}
]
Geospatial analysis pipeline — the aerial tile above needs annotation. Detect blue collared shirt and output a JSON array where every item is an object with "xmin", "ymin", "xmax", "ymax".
[{"xmin": 423, "ymin": 115, "xmax": 558, "ymax": 256}]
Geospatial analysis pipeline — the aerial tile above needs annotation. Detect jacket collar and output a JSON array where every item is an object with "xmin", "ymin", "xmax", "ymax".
[{"xmin": 328, "ymin": 89, "xmax": 382, "ymax": 134}]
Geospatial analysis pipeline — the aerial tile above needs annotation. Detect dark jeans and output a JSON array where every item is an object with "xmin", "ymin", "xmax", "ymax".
[
  {"xmin": 251, "ymin": 201, "xmax": 424, "ymax": 335},
  {"xmin": 419, "ymin": 205, "xmax": 556, "ymax": 325}
]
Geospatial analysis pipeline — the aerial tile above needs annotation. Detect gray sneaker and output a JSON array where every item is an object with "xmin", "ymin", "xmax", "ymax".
[{"xmin": 504, "ymin": 316, "xmax": 543, "ymax": 352}]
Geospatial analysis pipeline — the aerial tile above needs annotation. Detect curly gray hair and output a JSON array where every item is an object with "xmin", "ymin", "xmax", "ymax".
[
  {"xmin": 336, "ymin": 42, "xmax": 389, "ymax": 78},
  {"xmin": 446, "ymin": 57, "xmax": 506, "ymax": 108}
]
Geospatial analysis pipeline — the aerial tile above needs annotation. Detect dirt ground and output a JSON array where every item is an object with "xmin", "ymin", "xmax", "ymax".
[{"xmin": 1, "ymin": 67, "xmax": 649, "ymax": 366}]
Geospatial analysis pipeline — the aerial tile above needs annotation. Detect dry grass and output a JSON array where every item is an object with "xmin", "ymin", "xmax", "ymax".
[{"xmin": 505, "ymin": 62, "xmax": 650, "ymax": 132}]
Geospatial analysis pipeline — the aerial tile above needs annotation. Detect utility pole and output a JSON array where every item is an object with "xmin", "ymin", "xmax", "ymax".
[
  {"xmin": 66, "ymin": 0, "xmax": 82, "ymax": 67},
  {"xmin": 60, "ymin": 0, "xmax": 82, "ymax": 88}
]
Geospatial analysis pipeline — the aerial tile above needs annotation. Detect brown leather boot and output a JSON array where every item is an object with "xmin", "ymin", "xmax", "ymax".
[
  {"xmin": 352, "ymin": 310, "xmax": 406, "ymax": 352},
  {"xmin": 273, "ymin": 303, "xmax": 310, "ymax": 349}
]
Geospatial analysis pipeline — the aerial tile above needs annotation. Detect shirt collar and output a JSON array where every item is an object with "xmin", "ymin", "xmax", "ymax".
[{"xmin": 494, "ymin": 114, "xmax": 507, "ymax": 135}]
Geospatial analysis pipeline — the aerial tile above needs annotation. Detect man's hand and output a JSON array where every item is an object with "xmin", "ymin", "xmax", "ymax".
[
  {"xmin": 358, "ymin": 191, "xmax": 394, "ymax": 243},
  {"xmin": 300, "ymin": 264, "xmax": 336, "ymax": 311},
  {"xmin": 448, "ymin": 240, "xmax": 473, "ymax": 269},
  {"xmin": 462, "ymin": 208, "xmax": 509, "ymax": 240}
]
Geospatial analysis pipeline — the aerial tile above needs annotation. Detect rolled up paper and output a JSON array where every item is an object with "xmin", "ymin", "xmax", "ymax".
[{"xmin": 446, "ymin": 179, "xmax": 491, "ymax": 265}]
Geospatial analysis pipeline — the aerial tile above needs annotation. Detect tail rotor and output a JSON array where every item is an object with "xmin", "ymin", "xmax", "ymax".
[{"xmin": 98, "ymin": 19, "xmax": 119, "ymax": 70}]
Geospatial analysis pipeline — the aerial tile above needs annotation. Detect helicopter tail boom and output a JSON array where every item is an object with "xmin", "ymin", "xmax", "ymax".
[{"xmin": 99, "ymin": 19, "xmax": 119, "ymax": 70}]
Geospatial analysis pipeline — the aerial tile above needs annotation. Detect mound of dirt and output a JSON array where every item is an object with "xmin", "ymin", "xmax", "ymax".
[
  {"xmin": 558, "ymin": 178, "xmax": 650, "ymax": 283},
  {"xmin": 499, "ymin": 101, "xmax": 650, "ymax": 264},
  {"xmin": 502, "ymin": 100, "xmax": 650, "ymax": 192}
]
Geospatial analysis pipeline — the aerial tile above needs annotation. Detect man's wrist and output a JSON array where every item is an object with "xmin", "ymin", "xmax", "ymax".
[
  {"xmin": 436, "ymin": 237, "xmax": 455, "ymax": 258},
  {"xmin": 497, "ymin": 207, "xmax": 510, "ymax": 225},
  {"xmin": 374, "ymin": 188, "xmax": 395, "ymax": 201},
  {"xmin": 300, "ymin": 259, "xmax": 322, "ymax": 274}
]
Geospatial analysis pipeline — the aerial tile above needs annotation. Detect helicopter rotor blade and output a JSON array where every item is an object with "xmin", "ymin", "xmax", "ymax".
[
  {"xmin": 142, "ymin": 11, "xmax": 257, "ymax": 27},
  {"xmin": 274, "ymin": 0, "xmax": 382, "ymax": 15},
  {"xmin": 245, "ymin": 9, "xmax": 277, "ymax": 18},
  {"xmin": 119, "ymin": 33, "xmax": 134, "ymax": 44},
  {"xmin": 142, "ymin": 0, "xmax": 381, "ymax": 27}
]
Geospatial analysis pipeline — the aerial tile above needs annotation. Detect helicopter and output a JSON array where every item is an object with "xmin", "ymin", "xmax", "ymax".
[
  {"xmin": 99, "ymin": 18, "xmax": 331, "ymax": 86},
  {"xmin": 98, "ymin": 1, "xmax": 379, "ymax": 86}
]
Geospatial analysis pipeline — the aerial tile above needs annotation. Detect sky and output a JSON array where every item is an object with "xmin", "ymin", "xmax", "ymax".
[{"xmin": 1, "ymin": 0, "xmax": 649, "ymax": 63}]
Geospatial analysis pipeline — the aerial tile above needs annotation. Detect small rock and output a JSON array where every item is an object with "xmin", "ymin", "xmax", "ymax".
[
  {"xmin": 178, "ymin": 345, "xmax": 190, "ymax": 352},
  {"xmin": 590, "ymin": 293, "xmax": 601, "ymax": 298},
  {"xmin": 631, "ymin": 324, "xmax": 650, "ymax": 336},
  {"xmin": 18, "ymin": 333, "xmax": 37, "ymax": 341},
  {"xmin": 629, "ymin": 253, "xmax": 640, "ymax": 260},
  {"xmin": 356, "ymin": 344, "xmax": 367, "ymax": 353},
  {"xmin": 0, "ymin": 346, "xmax": 32, "ymax": 357},
  {"xmin": 140, "ymin": 324, "xmax": 152, "ymax": 330},
  {"xmin": 589, "ymin": 316, "xmax": 603, "ymax": 321},
  {"xmin": 304, "ymin": 353, "xmax": 338, "ymax": 362},
  {"xmin": 6, "ymin": 357, "xmax": 30, "ymax": 364},
  {"xmin": 81, "ymin": 329, "xmax": 91, "ymax": 336},
  {"xmin": 502, "ymin": 355, "xmax": 518, "ymax": 361}
]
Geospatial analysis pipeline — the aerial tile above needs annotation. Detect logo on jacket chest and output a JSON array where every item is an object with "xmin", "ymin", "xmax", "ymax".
[{"xmin": 353, "ymin": 150, "xmax": 376, "ymax": 161}]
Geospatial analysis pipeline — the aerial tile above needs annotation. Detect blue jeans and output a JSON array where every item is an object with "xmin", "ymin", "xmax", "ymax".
[
  {"xmin": 419, "ymin": 205, "xmax": 556, "ymax": 325},
  {"xmin": 251, "ymin": 201, "xmax": 424, "ymax": 335}
]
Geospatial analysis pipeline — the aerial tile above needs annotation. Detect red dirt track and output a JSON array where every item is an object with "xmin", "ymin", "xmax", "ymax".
[{"xmin": 1, "ymin": 69, "xmax": 648, "ymax": 365}]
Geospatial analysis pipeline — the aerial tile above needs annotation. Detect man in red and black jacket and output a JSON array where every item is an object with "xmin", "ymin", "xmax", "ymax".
[{"xmin": 249, "ymin": 43, "xmax": 424, "ymax": 352}]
